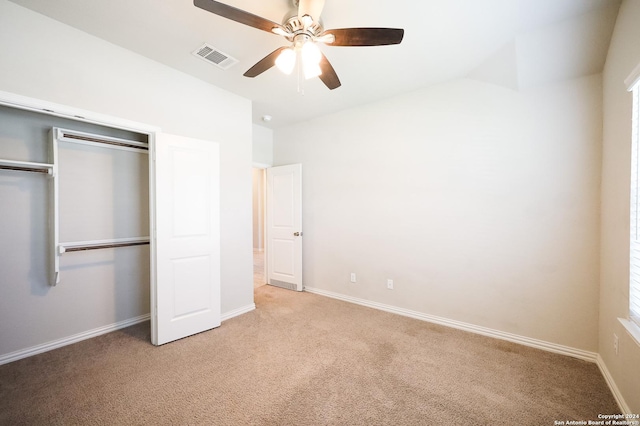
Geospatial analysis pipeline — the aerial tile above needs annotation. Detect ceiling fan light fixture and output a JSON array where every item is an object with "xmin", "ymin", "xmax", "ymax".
[
  {"xmin": 193, "ymin": 0, "xmax": 404, "ymax": 90},
  {"xmin": 275, "ymin": 48, "xmax": 296, "ymax": 75},
  {"xmin": 314, "ymin": 33, "xmax": 335, "ymax": 44},
  {"xmin": 272, "ymin": 27, "xmax": 291, "ymax": 38},
  {"xmin": 301, "ymin": 14, "xmax": 314, "ymax": 29},
  {"xmin": 301, "ymin": 41, "xmax": 321, "ymax": 65},
  {"xmin": 303, "ymin": 61, "xmax": 322, "ymax": 79}
]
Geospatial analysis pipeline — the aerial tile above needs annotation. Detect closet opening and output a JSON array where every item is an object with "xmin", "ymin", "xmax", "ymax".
[{"xmin": 0, "ymin": 98, "xmax": 155, "ymax": 361}]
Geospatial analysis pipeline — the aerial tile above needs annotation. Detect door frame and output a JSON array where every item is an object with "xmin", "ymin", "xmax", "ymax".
[
  {"xmin": 0, "ymin": 90, "xmax": 160, "ymax": 135},
  {"xmin": 252, "ymin": 162, "xmax": 270, "ymax": 285},
  {"xmin": 253, "ymin": 162, "xmax": 304, "ymax": 292}
]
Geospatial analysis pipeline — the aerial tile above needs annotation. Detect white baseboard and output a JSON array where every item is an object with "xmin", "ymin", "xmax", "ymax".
[
  {"xmin": 304, "ymin": 286, "xmax": 598, "ymax": 362},
  {"xmin": 0, "ymin": 314, "xmax": 150, "ymax": 366},
  {"xmin": 596, "ymin": 354, "xmax": 631, "ymax": 414},
  {"xmin": 3, "ymin": 293, "xmax": 627, "ymax": 412},
  {"xmin": 221, "ymin": 303, "xmax": 256, "ymax": 322},
  {"xmin": 0, "ymin": 303, "xmax": 257, "ymax": 366},
  {"xmin": 305, "ymin": 287, "xmax": 636, "ymax": 413}
]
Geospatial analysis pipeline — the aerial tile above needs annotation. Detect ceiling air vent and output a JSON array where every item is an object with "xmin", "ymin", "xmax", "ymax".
[{"xmin": 192, "ymin": 43, "xmax": 239, "ymax": 70}]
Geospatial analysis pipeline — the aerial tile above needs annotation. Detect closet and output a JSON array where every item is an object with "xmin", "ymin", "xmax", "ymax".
[
  {"xmin": 0, "ymin": 104, "xmax": 150, "ymax": 343},
  {"xmin": 0, "ymin": 96, "xmax": 220, "ymax": 358}
]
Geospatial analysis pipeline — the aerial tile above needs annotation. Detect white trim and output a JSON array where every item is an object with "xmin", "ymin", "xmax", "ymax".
[
  {"xmin": 618, "ymin": 317, "xmax": 640, "ymax": 347},
  {"xmin": 596, "ymin": 355, "xmax": 631, "ymax": 414},
  {"xmin": 252, "ymin": 162, "xmax": 272, "ymax": 169},
  {"xmin": 0, "ymin": 314, "xmax": 150, "ymax": 366},
  {"xmin": 0, "ymin": 90, "xmax": 160, "ymax": 134},
  {"xmin": 304, "ymin": 286, "xmax": 598, "ymax": 362},
  {"xmin": 625, "ymin": 62, "xmax": 640, "ymax": 91},
  {"xmin": 221, "ymin": 303, "xmax": 256, "ymax": 322},
  {"xmin": 149, "ymin": 134, "xmax": 158, "ymax": 344}
]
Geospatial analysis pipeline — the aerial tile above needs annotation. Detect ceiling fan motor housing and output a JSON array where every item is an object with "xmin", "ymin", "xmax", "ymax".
[{"xmin": 282, "ymin": 15, "xmax": 324, "ymax": 41}]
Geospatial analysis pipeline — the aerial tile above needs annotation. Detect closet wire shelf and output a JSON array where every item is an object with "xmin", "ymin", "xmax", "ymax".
[
  {"xmin": 59, "ymin": 238, "xmax": 150, "ymax": 254},
  {"xmin": 0, "ymin": 127, "xmax": 150, "ymax": 286},
  {"xmin": 0, "ymin": 159, "xmax": 54, "ymax": 174}
]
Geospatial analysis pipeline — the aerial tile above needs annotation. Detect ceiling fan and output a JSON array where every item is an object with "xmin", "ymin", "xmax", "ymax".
[{"xmin": 193, "ymin": 0, "xmax": 405, "ymax": 90}]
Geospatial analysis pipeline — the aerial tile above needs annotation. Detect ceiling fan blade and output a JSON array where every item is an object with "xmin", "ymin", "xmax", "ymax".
[
  {"xmin": 194, "ymin": 0, "xmax": 284, "ymax": 33},
  {"xmin": 322, "ymin": 28, "xmax": 405, "ymax": 46},
  {"xmin": 243, "ymin": 47, "xmax": 288, "ymax": 78},
  {"xmin": 298, "ymin": 0, "xmax": 325, "ymax": 21},
  {"xmin": 318, "ymin": 53, "xmax": 341, "ymax": 90}
]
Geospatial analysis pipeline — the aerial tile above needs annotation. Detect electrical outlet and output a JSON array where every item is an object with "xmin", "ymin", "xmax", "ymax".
[
  {"xmin": 387, "ymin": 279, "xmax": 394, "ymax": 290},
  {"xmin": 614, "ymin": 333, "xmax": 619, "ymax": 355},
  {"xmin": 350, "ymin": 273, "xmax": 356, "ymax": 283}
]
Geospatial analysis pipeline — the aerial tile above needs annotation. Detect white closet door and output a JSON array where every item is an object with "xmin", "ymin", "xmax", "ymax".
[{"xmin": 151, "ymin": 133, "xmax": 220, "ymax": 345}]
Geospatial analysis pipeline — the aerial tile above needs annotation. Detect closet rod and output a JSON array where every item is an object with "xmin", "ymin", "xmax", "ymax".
[
  {"xmin": 0, "ymin": 164, "xmax": 50, "ymax": 174},
  {"xmin": 59, "ymin": 237, "xmax": 150, "ymax": 254},
  {"xmin": 60, "ymin": 131, "xmax": 148, "ymax": 151},
  {"xmin": 63, "ymin": 241, "xmax": 149, "ymax": 253},
  {"xmin": 0, "ymin": 159, "xmax": 53, "ymax": 174}
]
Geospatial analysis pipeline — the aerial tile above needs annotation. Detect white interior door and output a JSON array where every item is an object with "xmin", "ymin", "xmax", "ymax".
[
  {"xmin": 266, "ymin": 164, "xmax": 302, "ymax": 291},
  {"xmin": 151, "ymin": 133, "xmax": 220, "ymax": 345}
]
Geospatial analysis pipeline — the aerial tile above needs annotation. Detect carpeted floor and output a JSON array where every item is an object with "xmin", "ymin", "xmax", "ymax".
[{"xmin": 0, "ymin": 285, "xmax": 620, "ymax": 425}]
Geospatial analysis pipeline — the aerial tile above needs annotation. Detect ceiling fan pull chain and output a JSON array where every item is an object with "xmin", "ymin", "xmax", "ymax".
[{"xmin": 297, "ymin": 56, "xmax": 304, "ymax": 95}]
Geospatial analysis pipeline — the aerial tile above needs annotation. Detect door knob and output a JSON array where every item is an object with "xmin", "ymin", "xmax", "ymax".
[{"xmin": 294, "ymin": 232, "xmax": 303, "ymax": 236}]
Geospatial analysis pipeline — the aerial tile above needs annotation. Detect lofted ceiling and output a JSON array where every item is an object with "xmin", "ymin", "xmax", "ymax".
[{"xmin": 9, "ymin": 0, "xmax": 620, "ymax": 129}]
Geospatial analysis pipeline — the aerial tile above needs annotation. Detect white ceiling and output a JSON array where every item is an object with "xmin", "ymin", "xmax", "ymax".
[{"xmin": 9, "ymin": 0, "xmax": 620, "ymax": 129}]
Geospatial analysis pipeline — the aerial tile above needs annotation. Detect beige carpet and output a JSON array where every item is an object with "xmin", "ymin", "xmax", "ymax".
[{"xmin": 0, "ymin": 285, "xmax": 619, "ymax": 425}]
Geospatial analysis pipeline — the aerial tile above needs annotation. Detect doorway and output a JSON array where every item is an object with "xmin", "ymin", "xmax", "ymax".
[
  {"xmin": 252, "ymin": 163, "xmax": 303, "ymax": 292},
  {"xmin": 252, "ymin": 167, "xmax": 266, "ymax": 288}
]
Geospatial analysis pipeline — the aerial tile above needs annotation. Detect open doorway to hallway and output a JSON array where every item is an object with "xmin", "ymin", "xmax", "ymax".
[{"xmin": 252, "ymin": 168, "xmax": 266, "ymax": 288}]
